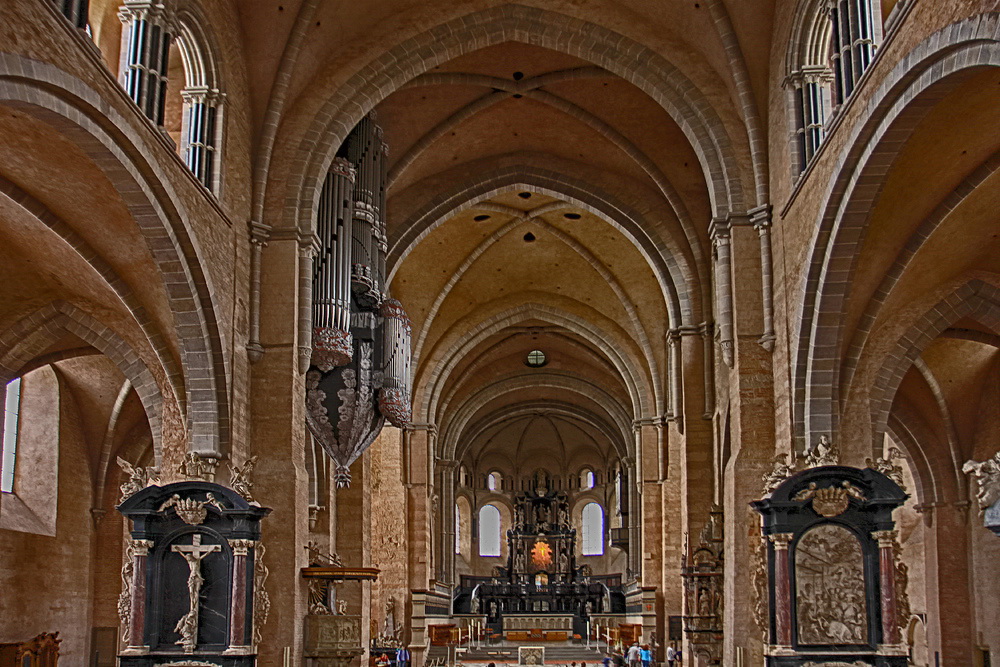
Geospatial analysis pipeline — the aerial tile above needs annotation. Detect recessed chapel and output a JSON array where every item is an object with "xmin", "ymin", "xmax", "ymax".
[{"xmin": 0, "ymin": 1, "xmax": 998, "ymax": 666}]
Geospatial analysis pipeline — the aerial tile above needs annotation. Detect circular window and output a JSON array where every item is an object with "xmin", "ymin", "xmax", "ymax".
[{"xmin": 525, "ymin": 350, "xmax": 547, "ymax": 367}]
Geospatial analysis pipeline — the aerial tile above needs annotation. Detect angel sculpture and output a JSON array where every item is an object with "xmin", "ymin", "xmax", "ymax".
[
  {"xmin": 229, "ymin": 455, "xmax": 259, "ymax": 504},
  {"xmin": 117, "ymin": 456, "xmax": 151, "ymax": 503}
]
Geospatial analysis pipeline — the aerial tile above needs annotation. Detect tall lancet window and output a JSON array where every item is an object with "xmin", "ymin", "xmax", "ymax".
[
  {"xmin": 53, "ymin": 0, "xmax": 89, "ymax": 30},
  {"xmin": 829, "ymin": 0, "xmax": 881, "ymax": 104},
  {"xmin": 582, "ymin": 502, "xmax": 604, "ymax": 556},
  {"xmin": 172, "ymin": 17, "xmax": 224, "ymax": 192},
  {"xmin": 118, "ymin": 0, "xmax": 176, "ymax": 126},
  {"xmin": 479, "ymin": 504, "xmax": 501, "ymax": 557},
  {"xmin": 1, "ymin": 378, "xmax": 22, "ymax": 493}
]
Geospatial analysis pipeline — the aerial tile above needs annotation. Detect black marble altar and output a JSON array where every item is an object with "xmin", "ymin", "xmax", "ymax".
[
  {"xmin": 751, "ymin": 465, "xmax": 908, "ymax": 667},
  {"xmin": 117, "ymin": 481, "xmax": 270, "ymax": 667}
]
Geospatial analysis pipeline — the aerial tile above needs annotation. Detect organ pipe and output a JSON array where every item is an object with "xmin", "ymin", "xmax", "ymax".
[{"xmin": 306, "ymin": 114, "xmax": 412, "ymax": 487}]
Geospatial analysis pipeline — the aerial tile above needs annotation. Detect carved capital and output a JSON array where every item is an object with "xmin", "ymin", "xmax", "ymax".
[
  {"xmin": 229, "ymin": 539, "xmax": 256, "ymax": 557},
  {"xmin": 132, "ymin": 538, "xmax": 155, "ymax": 557},
  {"xmin": 871, "ymin": 529, "xmax": 898, "ymax": 549},
  {"xmin": 768, "ymin": 532, "xmax": 794, "ymax": 550}
]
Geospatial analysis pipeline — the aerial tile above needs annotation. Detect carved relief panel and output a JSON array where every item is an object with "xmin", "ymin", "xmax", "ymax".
[{"xmin": 794, "ymin": 524, "xmax": 867, "ymax": 645}]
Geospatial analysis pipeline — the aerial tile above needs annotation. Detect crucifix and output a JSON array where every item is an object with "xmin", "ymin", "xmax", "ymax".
[{"xmin": 171, "ymin": 534, "xmax": 221, "ymax": 653}]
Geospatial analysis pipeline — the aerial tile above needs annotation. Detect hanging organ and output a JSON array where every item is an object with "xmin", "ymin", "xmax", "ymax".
[{"xmin": 306, "ymin": 112, "xmax": 412, "ymax": 488}]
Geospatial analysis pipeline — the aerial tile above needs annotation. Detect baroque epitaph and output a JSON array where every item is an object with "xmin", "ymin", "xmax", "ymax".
[
  {"xmin": 117, "ymin": 481, "xmax": 270, "ymax": 666},
  {"xmin": 751, "ymin": 465, "xmax": 908, "ymax": 667}
]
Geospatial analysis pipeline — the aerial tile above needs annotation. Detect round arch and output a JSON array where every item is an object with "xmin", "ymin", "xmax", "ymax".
[
  {"xmin": 0, "ymin": 57, "xmax": 230, "ymax": 457},
  {"xmin": 280, "ymin": 2, "xmax": 751, "ymax": 246},
  {"xmin": 794, "ymin": 14, "xmax": 1000, "ymax": 449}
]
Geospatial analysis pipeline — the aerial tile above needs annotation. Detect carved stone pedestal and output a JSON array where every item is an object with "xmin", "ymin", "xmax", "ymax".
[{"xmin": 305, "ymin": 614, "xmax": 365, "ymax": 667}]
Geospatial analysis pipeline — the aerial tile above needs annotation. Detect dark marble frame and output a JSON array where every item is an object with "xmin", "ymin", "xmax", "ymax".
[{"xmin": 751, "ymin": 465, "xmax": 908, "ymax": 667}]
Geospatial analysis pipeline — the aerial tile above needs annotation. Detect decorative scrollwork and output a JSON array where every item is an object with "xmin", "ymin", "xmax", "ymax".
[
  {"xmin": 158, "ymin": 493, "xmax": 224, "ymax": 526},
  {"xmin": 253, "ymin": 541, "xmax": 270, "ymax": 647},
  {"xmin": 793, "ymin": 481, "xmax": 865, "ymax": 518}
]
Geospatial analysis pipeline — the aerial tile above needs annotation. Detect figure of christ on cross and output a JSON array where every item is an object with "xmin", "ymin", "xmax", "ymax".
[{"xmin": 171, "ymin": 533, "xmax": 222, "ymax": 653}]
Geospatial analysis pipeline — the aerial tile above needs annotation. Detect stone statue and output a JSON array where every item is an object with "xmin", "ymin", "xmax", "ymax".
[
  {"xmin": 762, "ymin": 454, "xmax": 799, "ymax": 494},
  {"xmin": 336, "ymin": 598, "xmax": 348, "ymax": 615},
  {"xmin": 470, "ymin": 595, "xmax": 480, "ymax": 613},
  {"xmin": 963, "ymin": 451, "xmax": 1000, "ymax": 510},
  {"xmin": 180, "ymin": 451, "xmax": 219, "ymax": 481},
  {"xmin": 804, "ymin": 435, "xmax": 838, "ymax": 467},
  {"xmin": 229, "ymin": 455, "xmax": 259, "ymax": 504},
  {"xmin": 384, "ymin": 598, "xmax": 397, "ymax": 639},
  {"xmin": 117, "ymin": 456, "xmax": 152, "ymax": 503},
  {"xmin": 171, "ymin": 534, "xmax": 221, "ymax": 653},
  {"xmin": 865, "ymin": 447, "xmax": 906, "ymax": 490}
]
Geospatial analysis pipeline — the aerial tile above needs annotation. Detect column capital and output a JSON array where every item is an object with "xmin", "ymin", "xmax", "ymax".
[
  {"xmin": 871, "ymin": 529, "xmax": 898, "ymax": 549},
  {"xmin": 768, "ymin": 532, "xmax": 794, "ymax": 550},
  {"xmin": 749, "ymin": 204, "xmax": 772, "ymax": 230},
  {"xmin": 131, "ymin": 538, "xmax": 155, "ymax": 556},
  {"xmin": 229, "ymin": 539, "xmax": 256, "ymax": 556}
]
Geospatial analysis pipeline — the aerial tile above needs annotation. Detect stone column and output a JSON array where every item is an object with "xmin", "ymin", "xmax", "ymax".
[
  {"xmin": 228, "ymin": 539, "xmax": 255, "ymax": 650},
  {"xmin": 710, "ymin": 219, "xmax": 734, "ymax": 367},
  {"xmin": 118, "ymin": 0, "xmax": 177, "ymax": 126},
  {"xmin": 251, "ymin": 233, "xmax": 312, "ymax": 665},
  {"xmin": 768, "ymin": 533, "xmax": 794, "ymax": 648},
  {"xmin": 125, "ymin": 538, "xmax": 154, "ymax": 652},
  {"xmin": 404, "ymin": 424, "xmax": 436, "ymax": 667},
  {"xmin": 919, "ymin": 502, "xmax": 975, "ymax": 665},
  {"xmin": 438, "ymin": 460, "xmax": 458, "ymax": 585},
  {"xmin": 872, "ymin": 530, "xmax": 899, "ymax": 646}
]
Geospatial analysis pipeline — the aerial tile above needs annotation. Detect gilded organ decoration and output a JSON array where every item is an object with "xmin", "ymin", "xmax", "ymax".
[{"xmin": 795, "ymin": 524, "xmax": 867, "ymax": 645}]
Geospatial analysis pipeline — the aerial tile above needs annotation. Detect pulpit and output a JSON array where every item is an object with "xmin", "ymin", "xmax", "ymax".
[
  {"xmin": 752, "ymin": 465, "xmax": 909, "ymax": 667},
  {"xmin": 116, "ymin": 481, "xmax": 270, "ymax": 666}
]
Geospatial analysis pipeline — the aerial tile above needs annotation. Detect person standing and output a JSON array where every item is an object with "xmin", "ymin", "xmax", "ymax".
[
  {"xmin": 665, "ymin": 643, "xmax": 677, "ymax": 667},
  {"xmin": 640, "ymin": 644, "xmax": 651, "ymax": 667},
  {"xmin": 396, "ymin": 646, "xmax": 411, "ymax": 667},
  {"xmin": 627, "ymin": 642, "xmax": 641, "ymax": 667}
]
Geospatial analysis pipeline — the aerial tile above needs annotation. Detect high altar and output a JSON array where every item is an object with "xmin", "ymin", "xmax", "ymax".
[{"xmin": 455, "ymin": 473, "xmax": 624, "ymax": 638}]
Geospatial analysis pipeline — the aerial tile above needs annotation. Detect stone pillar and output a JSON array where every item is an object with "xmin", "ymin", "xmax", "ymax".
[
  {"xmin": 229, "ymin": 539, "xmax": 255, "ymax": 650},
  {"xmin": 920, "ymin": 502, "xmax": 975, "ymax": 665},
  {"xmin": 251, "ymin": 233, "xmax": 312, "ymax": 665},
  {"xmin": 768, "ymin": 532, "xmax": 794, "ymax": 648},
  {"xmin": 710, "ymin": 220, "xmax": 734, "ymax": 367},
  {"xmin": 125, "ymin": 538, "xmax": 154, "ymax": 652},
  {"xmin": 404, "ymin": 424, "xmax": 436, "ymax": 667},
  {"xmin": 438, "ymin": 460, "xmax": 458, "ymax": 585},
  {"xmin": 117, "ymin": 0, "xmax": 177, "ymax": 126},
  {"xmin": 722, "ymin": 213, "xmax": 774, "ymax": 665}
]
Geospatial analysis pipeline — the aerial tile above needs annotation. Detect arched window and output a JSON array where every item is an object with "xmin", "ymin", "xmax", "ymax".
[
  {"xmin": 455, "ymin": 503, "xmax": 461, "ymax": 555},
  {"xmin": 581, "ymin": 502, "xmax": 604, "ymax": 556},
  {"xmin": 170, "ymin": 17, "xmax": 224, "ymax": 192},
  {"xmin": 478, "ymin": 504, "xmax": 502, "ymax": 557},
  {"xmin": 1, "ymin": 378, "xmax": 22, "ymax": 493},
  {"xmin": 829, "ymin": 0, "xmax": 882, "ymax": 104},
  {"xmin": 580, "ymin": 468, "xmax": 595, "ymax": 490},
  {"xmin": 786, "ymin": 0, "xmax": 882, "ymax": 174},
  {"xmin": 487, "ymin": 471, "xmax": 501, "ymax": 491},
  {"xmin": 52, "ymin": 0, "xmax": 89, "ymax": 30}
]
